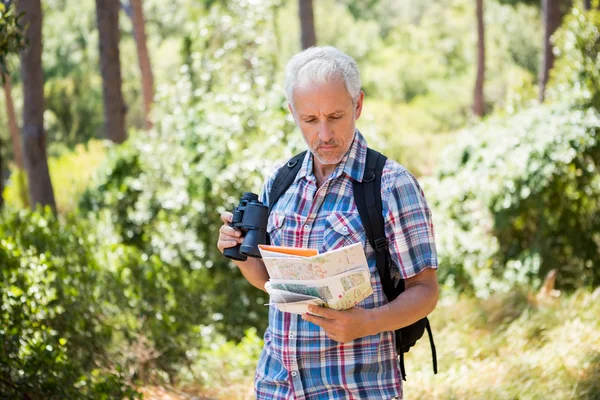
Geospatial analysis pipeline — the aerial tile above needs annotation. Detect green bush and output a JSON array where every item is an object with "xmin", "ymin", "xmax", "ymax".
[
  {"xmin": 549, "ymin": 5, "xmax": 600, "ymax": 110},
  {"xmin": 0, "ymin": 1, "xmax": 26, "ymax": 72},
  {"xmin": 0, "ymin": 207, "xmax": 139, "ymax": 399},
  {"xmin": 427, "ymin": 102, "xmax": 600, "ymax": 297}
]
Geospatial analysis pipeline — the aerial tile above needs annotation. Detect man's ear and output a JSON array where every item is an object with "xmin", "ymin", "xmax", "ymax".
[{"xmin": 354, "ymin": 91, "xmax": 365, "ymax": 121}]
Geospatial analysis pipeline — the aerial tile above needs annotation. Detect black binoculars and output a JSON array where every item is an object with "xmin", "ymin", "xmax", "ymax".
[{"xmin": 223, "ymin": 192, "xmax": 269, "ymax": 261}]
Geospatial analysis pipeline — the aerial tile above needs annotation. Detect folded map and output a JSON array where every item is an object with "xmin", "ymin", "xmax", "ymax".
[{"xmin": 258, "ymin": 243, "xmax": 373, "ymax": 315}]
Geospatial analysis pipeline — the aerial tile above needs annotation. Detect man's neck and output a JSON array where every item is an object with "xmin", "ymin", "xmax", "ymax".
[{"xmin": 313, "ymin": 159, "xmax": 338, "ymax": 188}]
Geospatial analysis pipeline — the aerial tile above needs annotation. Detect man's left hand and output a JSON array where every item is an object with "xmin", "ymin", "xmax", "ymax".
[{"xmin": 302, "ymin": 305, "xmax": 375, "ymax": 343}]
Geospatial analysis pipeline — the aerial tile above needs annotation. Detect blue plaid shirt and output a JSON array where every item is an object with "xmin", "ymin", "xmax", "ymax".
[{"xmin": 256, "ymin": 130, "xmax": 438, "ymax": 399}]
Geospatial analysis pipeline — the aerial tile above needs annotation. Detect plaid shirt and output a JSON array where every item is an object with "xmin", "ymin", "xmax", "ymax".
[{"xmin": 256, "ymin": 130, "xmax": 438, "ymax": 399}]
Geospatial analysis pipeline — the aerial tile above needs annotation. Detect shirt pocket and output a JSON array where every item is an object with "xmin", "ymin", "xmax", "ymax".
[
  {"xmin": 267, "ymin": 211, "xmax": 285, "ymax": 246},
  {"xmin": 322, "ymin": 211, "xmax": 366, "ymax": 252}
]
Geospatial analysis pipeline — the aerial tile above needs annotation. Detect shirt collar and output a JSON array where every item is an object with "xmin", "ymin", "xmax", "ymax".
[{"xmin": 296, "ymin": 129, "xmax": 368, "ymax": 184}]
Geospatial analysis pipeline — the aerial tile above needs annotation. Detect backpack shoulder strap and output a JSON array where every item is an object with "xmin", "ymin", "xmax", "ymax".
[
  {"xmin": 352, "ymin": 148, "xmax": 396, "ymax": 299},
  {"xmin": 353, "ymin": 149, "xmax": 437, "ymax": 380},
  {"xmin": 268, "ymin": 151, "xmax": 306, "ymax": 214}
]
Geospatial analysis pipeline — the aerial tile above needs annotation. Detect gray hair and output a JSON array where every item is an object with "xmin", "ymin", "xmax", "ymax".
[{"xmin": 284, "ymin": 46, "xmax": 361, "ymax": 109}]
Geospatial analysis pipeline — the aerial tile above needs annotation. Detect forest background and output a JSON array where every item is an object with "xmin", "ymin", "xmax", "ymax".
[{"xmin": 1, "ymin": 0, "xmax": 599, "ymax": 398}]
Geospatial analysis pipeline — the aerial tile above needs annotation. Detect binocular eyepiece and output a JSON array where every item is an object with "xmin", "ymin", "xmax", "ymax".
[{"xmin": 223, "ymin": 192, "xmax": 269, "ymax": 261}]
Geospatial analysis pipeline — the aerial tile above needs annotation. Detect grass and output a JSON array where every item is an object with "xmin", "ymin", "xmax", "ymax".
[
  {"xmin": 404, "ymin": 288, "xmax": 600, "ymax": 400},
  {"xmin": 169, "ymin": 288, "xmax": 600, "ymax": 400}
]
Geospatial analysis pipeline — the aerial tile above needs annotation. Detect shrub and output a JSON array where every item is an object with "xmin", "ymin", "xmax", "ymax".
[
  {"xmin": 427, "ymin": 102, "xmax": 600, "ymax": 297},
  {"xmin": 0, "ymin": 207, "xmax": 139, "ymax": 399},
  {"xmin": 549, "ymin": 5, "xmax": 600, "ymax": 110}
]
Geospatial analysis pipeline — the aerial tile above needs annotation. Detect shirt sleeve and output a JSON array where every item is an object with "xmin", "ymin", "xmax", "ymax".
[{"xmin": 382, "ymin": 168, "xmax": 438, "ymax": 280}]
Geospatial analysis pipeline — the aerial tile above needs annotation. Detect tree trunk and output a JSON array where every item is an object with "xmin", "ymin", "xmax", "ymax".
[
  {"xmin": 0, "ymin": 137, "xmax": 4, "ymax": 209},
  {"xmin": 3, "ymin": 72, "xmax": 29, "ymax": 207},
  {"xmin": 539, "ymin": 0, "xmax": 562, "ymax": 103},
  {"xmin": 299, "ymin": 0, "xmax": 316, "ymax": 50},
  {"xmin": 473, "ymin": 0, "xmax": 485, "ymax": 118},
  {"xmin": 583, "ymin": 0, "xmax": 590, "ymax": 10},
  {"xmin": 3, "ymin": 73, "xmax": 23, "ymax": 168},
  {"xmin": 130, "ymin": 0, "xmax": 154, "ymax": 130},
  {"xmin": 96, "ymin": 0, "xmax": 127, "ymax": 143},
  {"xmin": 16, "ymin": 0, "xmax": 56, "ymax": 212}
]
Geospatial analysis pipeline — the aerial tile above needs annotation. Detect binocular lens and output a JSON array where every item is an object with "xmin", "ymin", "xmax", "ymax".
[{"xmin": 240, "ymin": 230, "xmax": 267, "ymax": 258}]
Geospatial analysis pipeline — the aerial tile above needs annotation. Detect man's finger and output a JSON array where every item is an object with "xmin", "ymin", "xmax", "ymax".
[
  {"xmin": 217, "ymin": 239, "xmax": 238, "ymax": 252},
  {"xmin": 220, "ymin": 224, "xmax": 242, "ymax": 237},
  {"xmin": 307, "ymin": 305, "xmax": 337, "ymax": 319},
  {"xmin": 302, "ymin": 312, "xmax": 332, "ymax": 330},
  {"xmin": 219, "ymin": 228, "xmax": 242, "ymax": 240},
  {"xmin": 220, "ymin": 211, "xmax": 233, "ymax": 224}
]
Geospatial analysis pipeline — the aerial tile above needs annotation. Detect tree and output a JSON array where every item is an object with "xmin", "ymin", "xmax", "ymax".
[
  {"xmin": 3, "ymin": 72, "xmax": 29, "ymax": 207},
  {"xmin": 473, "ymin": 0, "xmax": 486, "ymax": 117},
  {"xmin": 3, "ymin": 75, "xmax": 21, "ymax": 169},
  {"xmin": 1, "ymin": 1, "xmax": 27, "ymax": 209},
  {"xmin": 96, "ymin": 0, "xmax": 127, "ymax": 143},
  {"xmin": 539, "ymin": 0, "xmax": 563, "ymax": 102},
  {"xmin": 299, "ymin": 0, "xmax": 316, "ymax": 49},
  {"xmin": 0, "ymin": 137, "xmax": 3, "ymax": 208},
  {"xmin": 129, "ymin": 0, "xmax": 154, "ymax": 130},
  {"xmin": 16, "ymin": 0, "xmax": 56, "ymax": 211}
]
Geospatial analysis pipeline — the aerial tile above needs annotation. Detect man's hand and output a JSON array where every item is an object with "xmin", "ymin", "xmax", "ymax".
[
  {"xmin": 217, "ymin": 211, "xmax": 243, "ymax": 254},
  {"xmin": 217, "ymin": 211, "xmax": 270, "ymax": 292},
  {"xmin": 302, "ymin": 305, "xmax": 375, "ymax": 343}
]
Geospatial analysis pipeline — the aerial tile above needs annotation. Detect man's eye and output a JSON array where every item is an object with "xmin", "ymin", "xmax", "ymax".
[
  {"xmin": 304, "ymin": 119, "xmax": 317, "ymax": 123},
  {"xmin": 330, "ymin": 116, "xmax": 342, "ymax": 120}
]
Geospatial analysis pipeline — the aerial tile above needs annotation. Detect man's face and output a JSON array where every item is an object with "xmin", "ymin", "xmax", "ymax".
[{"xmin": 289, "ymin": 79, "xmax": 364, "ymax": 167}]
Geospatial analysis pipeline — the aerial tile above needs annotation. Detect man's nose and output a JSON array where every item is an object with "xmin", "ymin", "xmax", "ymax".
[{"xmin": 318, "ymin": 120, "xmax": 334, "ymax": 142}]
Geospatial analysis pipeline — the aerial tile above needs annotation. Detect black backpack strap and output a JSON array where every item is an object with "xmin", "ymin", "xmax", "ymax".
[
  {"xmin": 352, "ymin": 148, "xmax": 395, "ymax": 299},
  {"xmin": 354, "ymin": 148, "xmax": 408, "ymax": 378},
  {"xmin": 426, "ymin": 319, "xmax": 438, "ymax": 374},
  {"xmin": 268, "ymin": 151, "xmax": 306, "ymax": 214},
  {"xmin": 354, "ymin": 148, "xmax": 437, "ymax": 381}
]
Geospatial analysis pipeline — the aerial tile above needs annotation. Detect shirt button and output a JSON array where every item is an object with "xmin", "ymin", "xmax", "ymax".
[
  {"xmin": 289, "ymin": 333, "xmax": 294, "ymax": 339},
  {"xmin": 304, "ymin": 224, "xmax": 310, "ymax": 230},
  {"xmin": 291, "ymin": 371, "xmax": 298, "ymax": 377},
  {"xmin": 342, "ymin": 226, "xmax": 349, "ymax": 233}
]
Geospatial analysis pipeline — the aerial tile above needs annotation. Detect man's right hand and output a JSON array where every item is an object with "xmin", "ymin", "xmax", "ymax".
[
  {"xmin": 217, "ymin": 211, "xmax": 269, "ymax": 292},
  {"xmin": 217, "ymin": 212, "xmax": 244, "ymax": 254}
]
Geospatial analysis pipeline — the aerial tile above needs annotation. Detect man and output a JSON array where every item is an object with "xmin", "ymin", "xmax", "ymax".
[{"xmin": 217, "ymin": 46, "xmax": 438, "ymax": 399}]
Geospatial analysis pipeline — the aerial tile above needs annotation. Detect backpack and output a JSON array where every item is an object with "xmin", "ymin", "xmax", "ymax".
[{"xmin": 268, "ymin": 147, "xmax": 438, "ymax": 381}]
